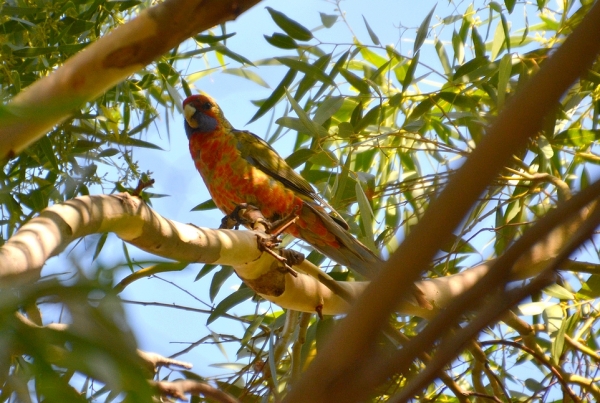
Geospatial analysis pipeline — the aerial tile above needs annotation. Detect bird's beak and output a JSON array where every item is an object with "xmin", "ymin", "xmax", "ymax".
[{"xmin": 184, "ymin": 104, "xmax": 198, "ymax": 128}]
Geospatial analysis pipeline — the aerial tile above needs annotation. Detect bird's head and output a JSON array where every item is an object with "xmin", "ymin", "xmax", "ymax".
[{"xmin": 183, "ymin": 94, "xmax": 232, "ymax": 138}]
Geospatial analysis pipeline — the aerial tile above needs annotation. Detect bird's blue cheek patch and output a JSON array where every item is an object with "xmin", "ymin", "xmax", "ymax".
[
  {"xmin": 197, "ymin": 113, "xmax": 218, "ymax": 133},
  {"xmin": 185, "ymin": 113, "xmax": 218, "ymax": 138}
]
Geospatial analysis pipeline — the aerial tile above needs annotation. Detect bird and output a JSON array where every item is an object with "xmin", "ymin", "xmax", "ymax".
[
  {"xmin": 182, "ymin": 94, "xmax": 431, "ymax": 309},
  {"xmin": 182, "ymin": 93, "xmax": 383, "ymax": 278}
]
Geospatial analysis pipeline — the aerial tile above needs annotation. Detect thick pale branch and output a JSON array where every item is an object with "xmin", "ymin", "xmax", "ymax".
[
  {"xmin": 0, "ymin": 193, "xmax": 587, "ymax": 318},
  {"xmin": 0, "ymin": 193, "xmax": 264, "ymax": 285},
  {"xmin": 0, "ymin": 0, "xmax": 261, "ymax": 160}
]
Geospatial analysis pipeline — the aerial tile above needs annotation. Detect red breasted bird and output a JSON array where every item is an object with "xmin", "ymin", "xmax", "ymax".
[{"xmin": 183, "ymin": 94, "xmax": 383, "ymax": 279}]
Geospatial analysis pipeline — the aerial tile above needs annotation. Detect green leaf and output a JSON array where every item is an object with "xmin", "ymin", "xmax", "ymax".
[
  {"xmin": 500, "ymin": 13, "xmax": 511, "ymax": 54},
  {"xmin": 38, "ymin": 135, "xmax": 59, "ymax": 171},
  {"xmin": 320, "ymin": 12, "xmax": 338, "ymax": 28},
  {"xmin": 453, "ymin": 57, "xmax": 489, "ymax": 80},
  {"xmin": 214, "ymin": 45, "xmax": 254, "ymax": 66},
  {"xmin": 414, "ymin": 5, "xmax": 436, "ymax": 54},
  {"xmin": 542, "ymin": 304, "xmax": 563, "ymax": 333},
  {"xmin": 505, "ymin": 0, "xmax": 516, "ymax": 13},
  {"xmin": 195, "ymin": 33, "xmax": 236, "ymax": 44},
  {"xmin": 497, "ymin": 53, "xmax": 512, "ymax": 109},
  {"xmin": 241, "ymin": 314, "xmax": 265, "ymax": 346},
  {"xmin": 543, "ymin": 283, "xmax": 574, "ymax": 300},
  {"xmin": 284, "ymin": 88, "xmax": 326, "ymax": 138},
  {"xmin": 98, "ymin": 148, "xmax": 119, "ymax": 158},
  {"xmin": 13, "ymin": 47, "xmax": 57, "ymax": 57},
  {"xmin": 207, "ymin": 287, "xmax": 254, "ymax": 325},
  {"xmin": 222, "ymin": 68, "xmax": 269, "ymax": 88},
  {"xmin": 308, "ymin": 150, "xmax": 338, "ymax": 168},
  {"xmin": 209, "ymin": 265, "xmax": 235, "ymax": 302},
  {"xmin": 472, "ymin": 27, "xmax": 486, "ymax": 59},
  {"xmin": 434, "ymin": 39, "xmax": 451, "ymax": 76},
  {"xmin": 285, "ymin": 148, "xmax": 316, "ymax": 168},
  {"xmin": 551, "ymin": 316, "xmax": 567, "ymax": 365},
  {"xmin": 553, "ymin": 129, "xmax": 599, "ymax": 147},
  {"xmin": 266, "ymin": 7, "xmax": 313, "ymax": 41},
  {"xmin": 354, "ymin": 104, "xmax": 382, "ymax": 133},
  {"xmin": 195, "ymin": 264, "xmax": 218, "ymax": 281},
  {"xmin": 264, "ymin": 33, "xmax": 298, "ymax": 49},
  {"xmin": 313, "ymin": 97, "xmax": 344, "ymax": 125},
  {"xmin": 92, "ymin": 232, "xmax": 109, "ymax": 261},
  {"xmin": 115, "ymin": 137, "xmax": 163, "ymax": 150},
  {"xmin": 355, "ymin": 181, "xmax": 376, "ymax": 252},
  {"xmin": 402, "ymin": 51, "xmax": 420, "ymax": 92},
  {"xmin": 576, "ymin": 275, "xmax": 600, "ymax": 299},
  {"xmin": 490, "ymin": 20, "xmax": 506, "ymax": 61},
  {"xmin": 275, "ymin": 57, "xmax": 334, "ymax": 85},
  {"xmin": 248, "ymin": 69, "xmax": 297, "ymax": 124},
  {"xmin": 339, "ymin": 68, "xmax": 370, "ymax": 94},
  {"xmin": 191, "ymin": 199, "xmax": 217, "ymax": 211},
  {"xmin": 362, "ymin": 16, "xmax": 380, "ymax": 45},
  {"xmin": 295, "ymin": 53, "xmax": 332, "ymax": 101},
  {"xmin": 518, "ymin": 300, "xmax": 556, "ymax": 316},
  {"xmin": 537, "ymin": 135, "xmax": 553, "ymax": 159}
]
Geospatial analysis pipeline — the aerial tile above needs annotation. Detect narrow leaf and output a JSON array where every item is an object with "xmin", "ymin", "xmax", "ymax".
[
  {"xmin": 284, "ymin": 88, "xmax": 325, "ymax": 138},
  {"xmin": 207, "ymin": 287, "xmax": 254, "ymax": 324},
  {"xmin": 92, "ymin": 232, "xmax": 109, "ymax": 261},
  {"xmin": 339, "ymin": 68, "xmax": 370, "ymax": 94},
  {"xmin": 191, "ymin": 199, "xmax": 217, "ymax": 211},
  {"xmin": 402, "ymin": 51, "xmax": 420, "ymax": 92},
  {"xmin": 362, "ymin": 16, "xmax": 380, "ymax": 45},
  {"xmin": 276, "ymin": 57, "xmax": 334, "ymax": 85},
  {"xmin": 209, "ymin": 265, "xmax": 234, "ymax": 302},
  {"xmin": 414, "ymin": 5, "xmax": 436, "ymax": 54},
  {"xmin": 266, "ymin": 7, "xmax": 313, "ymax": 41},
  {"xmin": 497, "ymin": 53, "xmax": 512, "ymax": 109},
  {"xmin": 248, "ymin": 69, "xmax": 297, "ymax": 124},
  {"xmin": 38, "ymin": 135, "xmax": 59, "ymax": 170},
  {"xmin": 222, "ymin": 68, "xmax": 270, "ymax": 88},
  {"xmin": 264, "ymin": 33, "xmax": 298, "ymax": 49},
  {"xmin": 355, "ymin": 181, "xmax": 376, "ymax": 252}
]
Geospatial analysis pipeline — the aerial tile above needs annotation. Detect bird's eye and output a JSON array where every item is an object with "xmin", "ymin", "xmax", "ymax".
[{"xmin": 202, "ymin": 102, "xmax": 212, "ymax": 110}]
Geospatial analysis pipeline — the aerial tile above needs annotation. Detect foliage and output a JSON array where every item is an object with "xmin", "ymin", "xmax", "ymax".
[{"xmin": 2, "ymin": 0, "xmax": 600, "ymax": 401}]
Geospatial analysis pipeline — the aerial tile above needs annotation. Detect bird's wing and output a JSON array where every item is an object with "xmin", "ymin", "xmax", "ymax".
[
  {"xmin": 233, "ymin": 129, "xmax": 349, "ymax": 228},
  {"xmin": 233, "ymin": 129, "xmax": 322, "ymax": 200}
]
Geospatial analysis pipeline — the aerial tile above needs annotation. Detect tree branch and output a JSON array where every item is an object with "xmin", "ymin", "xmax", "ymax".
[{"xmin": 0, "ymin": 0, "xmax": 261, "ymax": 160}]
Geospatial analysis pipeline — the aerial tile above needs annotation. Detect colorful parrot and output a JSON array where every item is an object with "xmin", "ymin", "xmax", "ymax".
[
  {"xmin": 183, "ymin": 94, "xmax": 431, "ymax": 308},
  {"xmin": 182, "ymin": 93, "xmax": 384, "ymax": 279}
]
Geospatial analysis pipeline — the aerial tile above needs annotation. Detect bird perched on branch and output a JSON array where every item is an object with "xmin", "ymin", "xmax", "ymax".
[{"xmin": 182, "ymin": 93, "xmax": 430, "ymax": 308}]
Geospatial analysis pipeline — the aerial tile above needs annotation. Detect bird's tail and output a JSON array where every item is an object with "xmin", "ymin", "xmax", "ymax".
[
  {"xmin": 290, "ymin": 202, "xmax": 432, "ymax": 310},
  {"xmin": 290, "ymin": 202, "xmax": 382, "ymax": 279}
]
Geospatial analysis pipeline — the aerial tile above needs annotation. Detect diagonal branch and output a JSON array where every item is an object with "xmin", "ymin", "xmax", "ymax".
[{"xmin": 0, "ymin": 0, "xmax": 261, "ymax": 160}]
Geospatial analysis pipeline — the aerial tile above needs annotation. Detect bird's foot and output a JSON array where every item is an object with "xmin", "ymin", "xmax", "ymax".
[
  {"xmin": 267, "ymin": 206, "xmax": 300, "ymax": 237},
  {"xmin": 220, "ymin": 203, "xmax": 271, "ymax": 232},
  {"xmin": 256, "ymin": 236, "xmax": 302, "ymax": 278}
]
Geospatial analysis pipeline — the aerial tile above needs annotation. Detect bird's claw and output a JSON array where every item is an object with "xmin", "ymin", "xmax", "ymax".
[
  {"xmin": 267, "ymin": 206, "xmax": 300, "ymax": 237},
  {"xmin": 256, "ymin": 235, "xmax": 300, "ymax": 278},
  {"xmin": 220, "ymin": 203, "xmax": 271, "ymax": 232}
]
